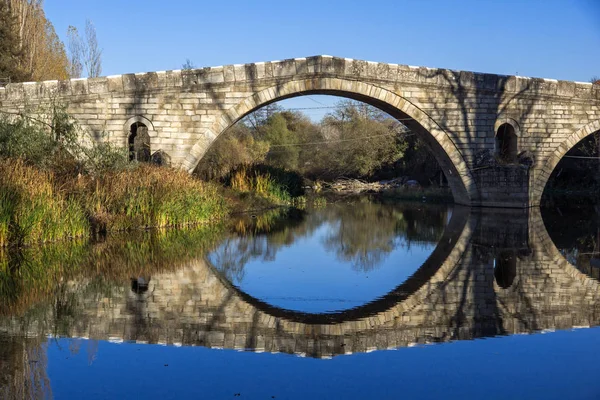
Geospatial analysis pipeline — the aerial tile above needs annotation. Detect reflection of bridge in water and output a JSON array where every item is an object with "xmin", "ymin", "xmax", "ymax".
[{"xmin": 2, "ymin": 209, "xmax": 600, "ymax": 359}]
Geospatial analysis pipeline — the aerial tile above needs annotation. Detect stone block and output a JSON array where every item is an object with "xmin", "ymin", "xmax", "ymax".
[
  {"xmin": 71, "ymin": 79, "xmax": 88, "ymax": 95},
  {"xmin": 88, "ymin": 77, "xmax": 108, "ymax": 94},
  {"xmin": 122, "ymin": 74, "xmax": 137, "ymax": 91}
]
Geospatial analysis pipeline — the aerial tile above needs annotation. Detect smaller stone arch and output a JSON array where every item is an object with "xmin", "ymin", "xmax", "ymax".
[
  {"xmin": 125, "ymin": 116, "xmax": 155, "ymax": 162},
  {"xmin": 494, "ymin": 118, "xmax": 520, "ymax": 163},
  {"xmin": 123, "ymin": 115, "xmax": 156, "ymax": 138}
]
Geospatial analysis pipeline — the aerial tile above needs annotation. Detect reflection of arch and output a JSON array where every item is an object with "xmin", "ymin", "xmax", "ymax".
[
  {"xmin": 131, "ymin": 276, "xmax": 151, "ymax": 294},
  {"xmin": 496, "ymin": 123, "xmax": 518, "ymax": 163},
  {"xmin": 531, "ymin": 207, "xmax": 600, "ymax": 290},
  {"xmin": 205, "ymin": 206, "xmax": 472, "ymax": 325},
  {"xmin": 532, "ymin": 119, "xmax": 600, "ymax": 205},
  {"xmin": 182, "ymin": 78, "xmax": 477, "ymax": 205},
  {"xmin": 494, "ymin": 250, "xmax": 517, "ymax": 289}
]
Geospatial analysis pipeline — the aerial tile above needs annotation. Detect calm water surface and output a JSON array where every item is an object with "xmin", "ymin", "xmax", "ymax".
[{"xmin": 1, "ymin": 198, "xmax": 600, "ymax": 399}]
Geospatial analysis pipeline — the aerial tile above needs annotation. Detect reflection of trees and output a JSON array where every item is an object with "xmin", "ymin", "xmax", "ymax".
[
  {"xmin": 211, "ymin": 201, "xmax": 449, "ymax": 279},
  {"xmin": 321, "ymin": 202, "xmax": 445, "ymax": 272},
  {"xmin": 543, "ymin": 204, "xmax": 600, "ymax": 278},
  {"xmin": 0, "ymin": 336, "xmax": 52, "ymax": 399}
]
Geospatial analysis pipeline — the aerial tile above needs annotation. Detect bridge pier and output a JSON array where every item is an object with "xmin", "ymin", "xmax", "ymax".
[{"xmin": 471, "ymin": 164, "xmax": 531, "ymax": 208}]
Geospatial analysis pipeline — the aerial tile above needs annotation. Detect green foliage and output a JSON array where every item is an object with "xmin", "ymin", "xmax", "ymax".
[
  {"xmin": 0, "ymin": 104, "xmax": 128, "ymax": 175},
  {"xmin": 195, "ymin": 124, "xmax": 269, "ymax": 180},
  {"xmin": 261, "ymin": 113, "xmax": 300, "ymax": 170},
  {"xmin": 198, "ymin": 99, "xmax": 434, "ymax": 184}
]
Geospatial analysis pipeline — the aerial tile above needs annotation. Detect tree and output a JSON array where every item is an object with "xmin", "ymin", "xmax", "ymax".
[
  {"xmin": 66, "ymin": 26, "xmax": 82, "ymax": 78},
  {"xmin": 67, "ymin": 19, "xmax": 102, "ymax": 78},
  {"xmin": 320, "ymin": 100, "xmax": 407, "ymax": 178},
  {"xmin": 0, "ymin": 1, "xmax": 25, "ymax": 82},
  {"xmin": 182, "ymin": 59, "xmax": 195, "ymax": 70},
  {"xmin": 3, "ymin": 0, "xmax": 68, "ymax": 81}
]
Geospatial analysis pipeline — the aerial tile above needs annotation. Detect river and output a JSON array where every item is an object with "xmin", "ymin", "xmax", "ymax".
[{"xmin": 1, "ymin": 198, "xmax": 599, "ymax": 399}]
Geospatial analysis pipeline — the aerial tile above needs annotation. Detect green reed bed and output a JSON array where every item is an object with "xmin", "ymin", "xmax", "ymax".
[
  {"xmin": 0, "ymin": 159, "xmax": 89, "ymax": 246},
  {"xmin": 70, "ymin": 165, "xmax": 229, "ymax": 233},
  {"xmin": 0, "ymin": 159, "xmax": 229, "ymax": 246},
  {"xmin": 226, "ymin": 164, "xmax": 304, "ymax": 205}
]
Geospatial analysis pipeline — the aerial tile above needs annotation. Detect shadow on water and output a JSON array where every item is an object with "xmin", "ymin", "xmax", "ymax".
[{"xmin": 1, "ymin": 199, "xmax": 600, "ymax": 397}]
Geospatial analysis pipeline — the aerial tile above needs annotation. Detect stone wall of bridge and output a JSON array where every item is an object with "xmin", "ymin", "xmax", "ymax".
[{"xmin": 0, "ymin": 56, "xmax": 599, "ymax": 206}]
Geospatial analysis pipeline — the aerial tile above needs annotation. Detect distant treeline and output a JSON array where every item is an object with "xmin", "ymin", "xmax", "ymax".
[{"xmin": 195, "ymin": 100, "xmax": 445, "ymax": 185}]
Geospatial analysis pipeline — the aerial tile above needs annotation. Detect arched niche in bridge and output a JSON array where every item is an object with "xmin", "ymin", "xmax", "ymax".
[
  {"xmin": 182, "ymin": 78, "xmax": 477, "ymax": 206},
  {"xmin": 495, "ymin": 123, "xmax": 518, "ymax": 163},
  {"xmin": 531, "ymin": 119, "xmax": 600, "ymax": 206},
  {"xmin": 129, "ymin": 122, "xmax": 151, "ymax": 162},
  {"xmin": 124, "ymin": 115, "xmax": 156, "ymax": 163},
  {"xmin": 494, "ymin": 250, "xmax": 517, "ymax": 289}
]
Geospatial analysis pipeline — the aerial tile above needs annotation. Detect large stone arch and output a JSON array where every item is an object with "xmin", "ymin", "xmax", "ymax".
[
  {"xmin": 529, "ymin": 207, "xmax": 600, "ymax": 292},
  {"xmin": 181, "ymin": 78, "xmax": 477, "ymax": 205},
  {"xmin": 531, "ymin": 119, "xmax": 600, "ymax": 206}
]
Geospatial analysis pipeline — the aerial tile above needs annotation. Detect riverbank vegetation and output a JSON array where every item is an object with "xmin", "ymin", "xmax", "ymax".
[{"xmin": 0, "ymin": 107, "xmax": 228, "ymax": 246}]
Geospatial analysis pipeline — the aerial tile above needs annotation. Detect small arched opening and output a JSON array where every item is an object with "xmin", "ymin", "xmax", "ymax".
[
  {"xmin": 131, "ymin": 276, "xmax": 151, "ymax": 294},
  {"xmin": 496, "ymin": 123, "xmax": 518, "ymax": 163},
  {"xmin": 129, "ymin": 122, "xmax": 151, "ymax": 162},
  {"xmin": 494, "ymin": 250, "xmax": 517, "ymax": 289}
]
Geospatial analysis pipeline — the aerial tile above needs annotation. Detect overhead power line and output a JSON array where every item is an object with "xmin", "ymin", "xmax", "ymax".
[{"xmin": 268, "ymin": 130, "xmax": 413, "ymax": 148}]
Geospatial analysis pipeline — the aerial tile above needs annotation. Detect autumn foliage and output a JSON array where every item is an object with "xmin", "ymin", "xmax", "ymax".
[{"xmin": 0, "ymin": 0, "xmax": 69, "ymax": 82}]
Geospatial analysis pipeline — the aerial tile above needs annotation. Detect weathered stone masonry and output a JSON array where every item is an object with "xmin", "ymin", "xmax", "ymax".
[{"xmin": 0, "ymin": 55, "xmax": 599, "ymax": 207}]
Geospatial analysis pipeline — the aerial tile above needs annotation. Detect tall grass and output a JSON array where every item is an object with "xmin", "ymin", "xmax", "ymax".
[
  {"xmin": 0, "ymin": 160, "xmax": 228, "ymax": 246},
  {"xmin": 67, "ymin": 164, "xmax": 229, "ymax": 233},
  {"xmin": 227, "ymin": 164, "xmax": 304, "ymax": 204},
  {"xmin": 0, "ymin": 159, "xmax": 89, "ymax": 246}
]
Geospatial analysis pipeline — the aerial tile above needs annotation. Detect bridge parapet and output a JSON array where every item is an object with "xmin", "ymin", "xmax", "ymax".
[{"xmin": 1, "ymin": 56, "xmax": 598, "ymax": 102}]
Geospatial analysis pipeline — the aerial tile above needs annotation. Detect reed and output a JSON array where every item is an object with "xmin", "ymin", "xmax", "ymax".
[
  {"xmin": 227, "ymin": 164, "xmax": 304, "ymax": 204},
  {"xmin": 69, "ymin": 164, "xmax": 229, "ymax": 232},
  {"xmin": 0, "ymin": 159, "xmax": 89, "ymax": 246}
]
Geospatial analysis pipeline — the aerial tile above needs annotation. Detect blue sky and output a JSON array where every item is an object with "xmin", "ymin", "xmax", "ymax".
[{"xmin": 44, "ymin": 0, "xmax": 600, "ymax": 118}]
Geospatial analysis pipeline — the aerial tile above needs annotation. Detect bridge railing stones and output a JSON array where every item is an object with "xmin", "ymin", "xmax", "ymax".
[{"xmin": 1, "ymin": 57, "xmax": 598, "ymax": 102}]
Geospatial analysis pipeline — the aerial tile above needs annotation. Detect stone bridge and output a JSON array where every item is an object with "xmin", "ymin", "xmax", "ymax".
[
  {"xmin": 2, "ymin": 208, "xmax": 600, "ymax": 359},
  {"xmin": 1, "ymin": 56, "xmax": 599, "ymax": 207}
]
